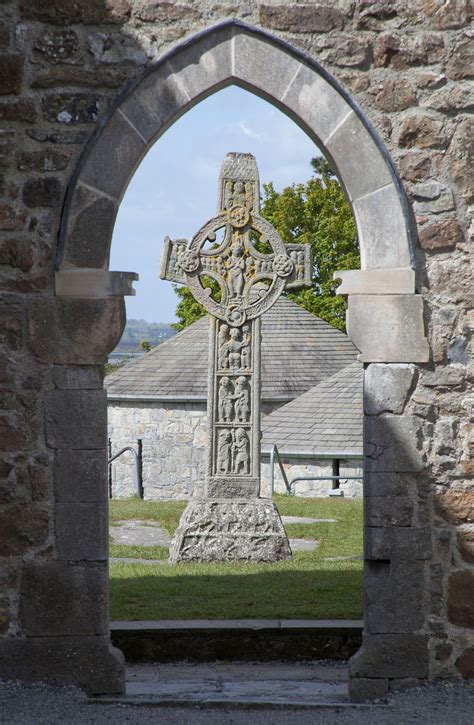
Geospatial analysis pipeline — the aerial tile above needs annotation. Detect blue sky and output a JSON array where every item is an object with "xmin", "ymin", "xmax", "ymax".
[{"xmin": 110, "ymin": 86, "xmax": 320, "ymax": 323}]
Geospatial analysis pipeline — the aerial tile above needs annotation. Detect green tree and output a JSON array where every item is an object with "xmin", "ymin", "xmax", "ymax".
[{"xmin": 172, "ymin": 157, "xmax": 359, "ymax": 332}]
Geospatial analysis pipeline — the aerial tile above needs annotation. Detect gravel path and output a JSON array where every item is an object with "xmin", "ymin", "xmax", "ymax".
[{"xmin": 1, "ymin": 676, "xmax": 473, "ymax": 724}]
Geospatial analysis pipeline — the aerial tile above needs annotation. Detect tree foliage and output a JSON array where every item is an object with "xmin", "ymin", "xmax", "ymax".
[{"xmin": 172, "ymin": 158, "xmax": 359, "ymax": 332}]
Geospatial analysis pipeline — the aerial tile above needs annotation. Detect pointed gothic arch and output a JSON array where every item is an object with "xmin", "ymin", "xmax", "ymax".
[{"xmin": 49, "ymin": 20, "xmax": 430, "ymax": 699}]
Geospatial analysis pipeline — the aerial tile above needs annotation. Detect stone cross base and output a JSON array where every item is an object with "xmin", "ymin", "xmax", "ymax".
[{"xmin": 168, "ymin": 499, "xmax": 292, "ymax": 564}]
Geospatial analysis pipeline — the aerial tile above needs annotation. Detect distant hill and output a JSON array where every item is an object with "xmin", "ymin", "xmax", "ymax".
[{"xmin": 114, "ymin": 319, "xmax": 176, "ymax": 353}]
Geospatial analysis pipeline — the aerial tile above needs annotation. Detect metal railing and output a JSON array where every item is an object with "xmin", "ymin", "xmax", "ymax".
[
  {"xmin": 269, "ymin": 444, "xmax": 363, "ymax": 496},
  {"xmin": 108, "ymin": 438, "xmax": 143, "ymax": 499}
]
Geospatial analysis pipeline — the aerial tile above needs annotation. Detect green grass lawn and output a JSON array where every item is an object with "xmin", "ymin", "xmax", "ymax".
[{"xmin": 109, "ymin": 496, "xmax": 363, "ymax": 621}]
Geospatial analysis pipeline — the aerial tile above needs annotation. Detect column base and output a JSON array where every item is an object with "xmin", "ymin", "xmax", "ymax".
[
  {"xmin": 169, "ymin": 498, "xmax": 292, "ymax": 563},
  {"xmin": 0, "ymin": 635, "xmax": 125, "ymax": 695}
]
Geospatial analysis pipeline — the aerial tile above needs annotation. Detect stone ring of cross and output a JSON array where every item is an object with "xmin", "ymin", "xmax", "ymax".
[{"xmin": 183, "ymin": 207, "xmax": 294, "ymax": 326}]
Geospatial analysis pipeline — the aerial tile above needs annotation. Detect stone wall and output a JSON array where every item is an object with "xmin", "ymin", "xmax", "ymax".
[
  {"xmin": 261, "ymin": 456, "xmax": 363, "ymax": 498},
  {"xmin": 108, "ymin": 401, "xmax": 207, "ymax": 499},
  {"xmin": 0, "ymin": 0, "xmax": 472, "ymax": 698}
]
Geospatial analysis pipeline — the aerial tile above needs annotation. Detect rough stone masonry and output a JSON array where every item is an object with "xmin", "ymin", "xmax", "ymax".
[
  {"xmin": 0, "ymin": 0, "xmax": 472, "ymax": 702},
  {"xmin": 160, "ymin": 152, "xmax": 311, "ymax": 562}
]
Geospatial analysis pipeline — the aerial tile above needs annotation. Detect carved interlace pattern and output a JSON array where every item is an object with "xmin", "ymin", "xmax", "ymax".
[
  {"xmin": 179, "ymin": 248, "xmax": 200, "ymax": 273},
  {"xmin": 228, "ymin": 205, "xmax": 250, "ymax": 228},
  {"xmin": 272, "ymin": 253, "xmax": 294, "ymax": 277}
]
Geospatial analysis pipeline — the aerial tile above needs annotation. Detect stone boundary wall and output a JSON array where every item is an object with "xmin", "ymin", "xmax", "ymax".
[
  {"xmin": 108, "ymin": 401, "xmax": 207, "ymax": 499},
  {"xmin": 0, "ymin": 0, "xmax": 472, "ymax": 699},
  {"xmin": 261, "ymin": 456, "xmax": 363, "ymax": 498}
]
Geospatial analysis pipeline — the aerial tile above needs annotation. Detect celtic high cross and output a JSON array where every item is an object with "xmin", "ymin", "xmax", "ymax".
[{"xmin": 161, "ymin": 153, "xmax": 311, "ymax": 563}]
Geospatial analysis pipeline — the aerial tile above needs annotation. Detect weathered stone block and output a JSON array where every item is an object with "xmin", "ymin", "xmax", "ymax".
[
  {"xmin": 60, "ymin": 183, "xmax": 117, "ymax": 270},
  {"xmin": 348, "ymin": 677, "xmax": 389, "ymax": 702},
  {"xmin": 33, "ymin": 28, "xmax": 79, "ymax": 63},
  {"xmin": 20, "ymin": 0, "xmax": 131, "ymax": 25},
  {"xmin": 334, "ymin": 268, "xmax": 415, "ymax": 295},
  {"xmin": 448, "ymin": 570, "xmax": 474, "ymax": 628},
  {"xmin": 234, "ymin": 32, "xmax": 302, "ymax": 110},
  {"xmin": 326, "ymin": 111, "xmax": 393, "ymax": 202},
  {"xmin": 0, "ymin": 100, "xmax": 36, "ymax": 123},
  {"xmin": 398, "ymin": 152, "xmax": 432, "ymax": 182},
  {"xmin": 419, "ymin": 219, "xmax": 462, "ymax": 251},
  {"xmin": 87, "ymin": 32, "xmax": 147, "ymax": 65},
  {"xmin": 366, "ymin": 526, "xmax": 432, "ymax": 561},
  {"xmin": 0, "ymin": 502, "xmax": 50, "ymax": 556},
  {"xmin": 119, "ymin": 71, "xmax": 184, "ymax": 147},
  {"xmin": 456, "ymin": 647, "xmax": 474, "ymax": 679},
  {"xmin": 457, "ymin": 525, "xmax": 474, "ymax": 564},
  {"xmin": 398, "ymin": 114, "xmax": 446, "ymax": 149},
  {"xmin": 28, "ymin": 297, "xmax": 125, "ymax": 364},
  {"xmin": 423, "ymin": 0, "xmax": 470, "ymax": 29},
  {"xmin": 365, "ymin": 364, "xmax": 415, "ymax": 415},
  {"xmin": 53, "ymin": 365, "xmax": 104, "ymax": 390},
  {"xmin": 55, "ymin": 269, "xmax": 138, "ymax": 297},
  {"xmin": 78, "ymin": 110, "xmax": 145, "ymax": 200},
  {"xmin": 365, "ymin": 415, "xmax": 424, "ymax": 473},
  {"xmin": 20, "ymin": 561, "xmax": 108, "ymax": 636},
  {"xmin": 22, "ymin": 177, "xmax": 62, "ymax": 208},
  {"xmin": 365, "ymin": 495, "xmax": 414, "ymax": 527},
  {"xmin": 55, "ymin": 448, "xmax": 108, "ymax": 502},
  {"xmin": 0, "ymin": 54, "xmax": 24, "ymax": 95},
  {"xmin": 359, "ymin": 191, "xmax": 412, "ymax": 271},
  {"xmin": 365, "ymin": 560, "xmax": 426, "ymax": 633},
  {"xmin": 446, "ymin": 37, "xmax": 474, "ymax": 80},
  {"xmin": 259, "ymin": 3, "xmax": 344, "ymax": 32},
  {"xmin": 45, "ymin": 390, "xmax": 107, "ymax": 449},
  {"xmin": 364, "ymin": 471, "xmax": 413, "ymax": 498},
  {"xmin": 284, "ymin": 65, "xmax": 348, "ymax": 150},
  {"xmin": 31, "ymin": 66, "xmax": 129, "ymax": 90},
  {"xmin": 17, "ymin": 148, "xmax": 71, "ymax": 173},
  {"xmin": 374, "ymin": 33, "xmax": 445, "ymax": 69},
  {"xmin": 446, "ymin": 118, "xmax": 473, "ymax": 204},
  {"xmin": 134, "ymin": 1, "xmax": 199, "ymax": 22},
  {"xmin": 0, "ymin": 635, "xmax": 125, "ymax": 695},
  {"xmin": 42, "ymin": 93, "xmax": 102, "ymax": 124},
  {"xmin": 347, "ymin": 295, "xmax": 429, "ymax": 363},
  {"xmin": 350, "ymin": 634, "xmax": 429, "ymax": 679},
  {"xmin": 374, "ymin": 78, "xmax": 416, "ymax": 112},
  {"xmin": 168, "ymin": 25, "xmax": 232, "ymax": 102},
  {"xmin": 55, "ymin": 502, "xmax": 108, "ymax": 560},
  {"xmin": 434, "ymin": 490, "xmax": 474, "ymax": 524}
]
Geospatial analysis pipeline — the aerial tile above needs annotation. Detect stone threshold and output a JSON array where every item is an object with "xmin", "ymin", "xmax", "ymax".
[
  {"xmin": 111, "ymin": 618, "xmax": 363, "ymax": 629},
  {"xmin": 91, "ymin": 662, "xmax": 387, "ymax": 710},
  {"xmin": 111, "ymin": 619, "xmax": 363, "ymax": 663}
]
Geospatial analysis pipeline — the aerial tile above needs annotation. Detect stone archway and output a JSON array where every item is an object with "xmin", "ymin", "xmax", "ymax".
[{"xmin": 54, "ymin": 20, "xmax": 430, "ymax": 699}]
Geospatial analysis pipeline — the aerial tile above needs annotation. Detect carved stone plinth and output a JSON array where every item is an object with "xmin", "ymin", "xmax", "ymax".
[{"xmin": 168, "ymin": 499, "xmax": 292, "ymax": 564}]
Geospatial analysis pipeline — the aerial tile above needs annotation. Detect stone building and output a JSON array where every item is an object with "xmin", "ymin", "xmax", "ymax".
[
  {"xmin": 261, "ymin": 362, "xmax": 363, "ymax": 498},
  {"xmin": 0, "ymin": 1, "xmax": 472, "ymax": 701},
  {"xmin": 106, "ymin": 296, "xmax": 358, "ymax": 498}
]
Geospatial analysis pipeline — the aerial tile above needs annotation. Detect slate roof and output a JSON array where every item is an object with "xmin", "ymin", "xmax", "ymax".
[
  {"xmin": 261, "ymin": 362, "xmax": 363, "ymax": 456},
  {"xmin": 106, "ymin": 296, "xmax": 357, "ymax": 402}
]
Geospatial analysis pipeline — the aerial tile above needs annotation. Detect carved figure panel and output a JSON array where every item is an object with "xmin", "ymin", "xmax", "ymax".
[
  {"xmin": 214, "ymin": 427, "xmax": 251, "ymax": 476},
  {"xmin": 216, "ymin": 429, "xmax": 232, "ymax": 474},
  {"xmin": 217, "ymin": 321, "xmax": 251, "ymax": 371},
  {"xmin": 234, "ymin": 376, "xmax": 250, "ymax": 423},
  {"xmin": 217, "ymin": 375, "xmax": 251, "ymax": 424},
  {"xmin": 218, "ymin": 377, "xmax": 234, "ymax": 422}
]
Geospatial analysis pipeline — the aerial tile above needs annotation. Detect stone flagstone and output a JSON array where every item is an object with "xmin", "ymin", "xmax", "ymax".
[{"xmin": 160, "ymin": 152, "xmax": 312, "ymax": 563}]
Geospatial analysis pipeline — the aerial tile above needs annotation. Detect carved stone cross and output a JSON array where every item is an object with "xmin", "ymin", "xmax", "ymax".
[{"xmin": 161, "ymin": 153, "xmax": 312, "ymax": 563}]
